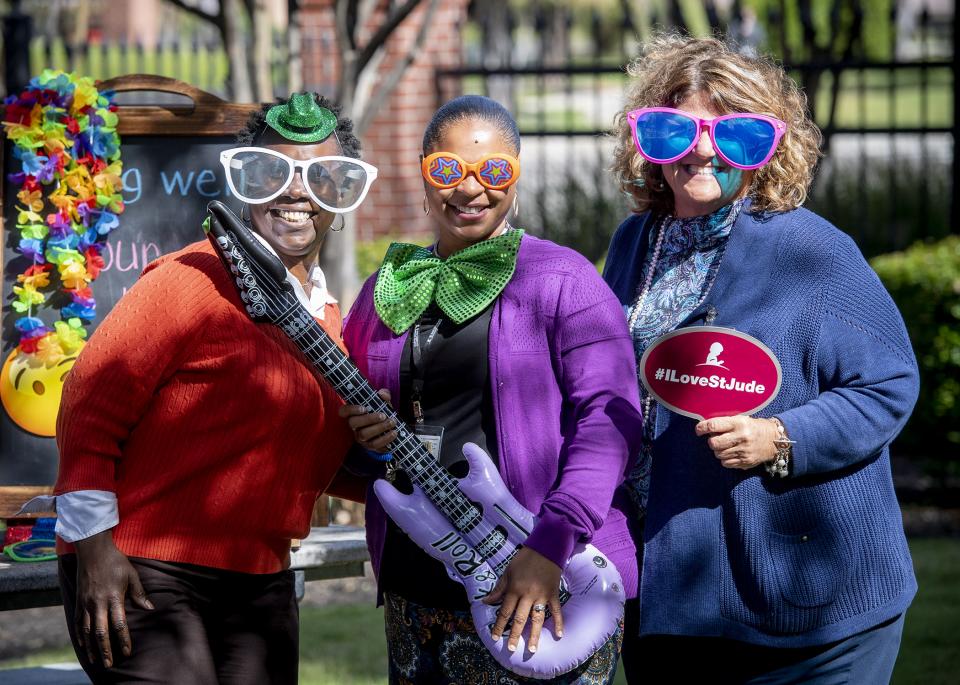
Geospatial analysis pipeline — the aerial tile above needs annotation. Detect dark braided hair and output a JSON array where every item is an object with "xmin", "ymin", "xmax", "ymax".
[
  {"xmin": 422, "ymin": 95, "xmax": 520, "ymax": 154},
  {"xmin": 237, "ymin": 93, "xmax": 362, "ymax": 158}
]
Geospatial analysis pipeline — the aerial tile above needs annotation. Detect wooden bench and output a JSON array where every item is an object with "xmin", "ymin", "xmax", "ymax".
[{"xmin": 0, "ymin": 526, "xmax": 368, "ymax": 683}]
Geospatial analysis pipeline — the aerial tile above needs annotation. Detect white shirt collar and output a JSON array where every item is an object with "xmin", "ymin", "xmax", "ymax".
[{"xmin": 248, "ymin": 231, "xmax": 337, "ymax": 320}]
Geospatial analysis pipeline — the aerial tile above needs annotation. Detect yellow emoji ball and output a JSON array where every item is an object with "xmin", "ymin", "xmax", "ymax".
[{"xmin": 0, "ymin": 345, "xmax": 83, "ymax": 437}]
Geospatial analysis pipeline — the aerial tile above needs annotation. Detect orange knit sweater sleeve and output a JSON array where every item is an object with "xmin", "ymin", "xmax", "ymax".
[
  {"xmin": 55, "ymin": 247, "xmax": 222, "ymax": 494},
  {"xmin": 315, "ymin": 303, "xmax": 368, "ymax": 504},
  {"xmin": 325, "ymin": 467, "xmax": 369, "ymax": 504}
]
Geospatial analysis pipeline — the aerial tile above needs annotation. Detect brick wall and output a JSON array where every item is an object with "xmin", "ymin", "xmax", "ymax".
[{"xmin": 299, "ymin": 0, "xmax": 469, "ymax": 239}]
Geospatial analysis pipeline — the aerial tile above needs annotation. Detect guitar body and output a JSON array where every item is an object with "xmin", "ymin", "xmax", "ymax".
[
  {"xmin": 375, "ymin": 443, "xmax": 625, "ymax": 678},
  {"xmin": 203, "ymin": 201, "xmax": 624, "ymax": 679}
]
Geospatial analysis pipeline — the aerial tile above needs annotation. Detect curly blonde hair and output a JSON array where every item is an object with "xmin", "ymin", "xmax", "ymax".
[{"xmin": 612, "ymin": 33, "xmax": 822, "ymax": 215}]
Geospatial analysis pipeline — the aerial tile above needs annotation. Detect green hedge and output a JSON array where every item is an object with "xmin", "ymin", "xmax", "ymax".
[{"xmin": 871, "ymin": 236, "xmax": 960, "ymax": 478}]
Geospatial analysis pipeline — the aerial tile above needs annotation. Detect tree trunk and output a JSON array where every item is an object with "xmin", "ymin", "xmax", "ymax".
[
  {"xmin": 323, "ymin": 50, "xmax": 360, "ymax": 307},
  {"xmin": 224, "ymin": 0, "xmax": 254, "ymax": 102},
  {"xmin": 287, "ymin": 1, "xmax": 303, "ymax": 94},
  {"xmin": 323, "ymin": 0, "xmax": 432, "ymax": 308},
  {"xmin": 319, "ymin": 214, "xmax": 360, "ymax": 308},
  {"xmin": 253, "ymin": 0, "xmax": 274, "ymax": 101},
  {"xmin": 477, "ymin": 0, "xmax": 512, "ymax": 107},
  {"xmin": 69, "ymin": 0, "xmax": 90, "ymax": 50}
]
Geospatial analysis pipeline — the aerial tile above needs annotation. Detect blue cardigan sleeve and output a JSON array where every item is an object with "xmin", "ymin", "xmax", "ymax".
[{"xmin": 776, "ymin": 232, "xmax": 919, "ymax": 477}]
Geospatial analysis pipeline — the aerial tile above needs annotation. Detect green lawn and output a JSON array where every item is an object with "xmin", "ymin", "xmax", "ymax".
[
  {"xmin": 313, "ymin": 539, "xmax": 960, "ymax": 685},
  {"xmin": 298, "ymin": 603, "xmax": 388, "ymax": 685},
  {"xmin": 891, "ymin": 538, "xmax": 960, "ymax": 684},
  {"xmin": 2, "ymin": 538, "xmax": 958, "ymax": 683}
]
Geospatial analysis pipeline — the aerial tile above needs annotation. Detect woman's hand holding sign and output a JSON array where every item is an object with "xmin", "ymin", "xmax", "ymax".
[{"xmin": 695, "ymin": 415, "xmax": 779, "ymax": 470}]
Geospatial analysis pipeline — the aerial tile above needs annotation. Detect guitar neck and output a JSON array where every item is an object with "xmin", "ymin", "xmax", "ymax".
[{"xmin": 273, "ymin": 302, "xmax": 482, "ymax": 532}]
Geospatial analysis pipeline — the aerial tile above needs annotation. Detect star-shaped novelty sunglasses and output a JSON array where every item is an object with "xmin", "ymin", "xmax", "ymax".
[{"xmin": 421, "ymin": 152, "xmax": 520, "ymax": 191}]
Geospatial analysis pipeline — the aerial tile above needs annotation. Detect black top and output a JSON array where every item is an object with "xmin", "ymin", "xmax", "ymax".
[{"xmin": 379, "ymin": 303, "xmax": 498, "ymax": 608}]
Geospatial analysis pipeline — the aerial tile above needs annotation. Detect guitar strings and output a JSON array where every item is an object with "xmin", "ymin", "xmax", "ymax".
[{"xmin": 220, "ymin": 230, "xmax": 518, "ymax": 566}]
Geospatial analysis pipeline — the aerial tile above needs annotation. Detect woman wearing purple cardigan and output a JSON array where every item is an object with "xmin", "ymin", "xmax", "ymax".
[{"xmin": 337, "ymin": 96, "xmax": 644, "ymax": 684}]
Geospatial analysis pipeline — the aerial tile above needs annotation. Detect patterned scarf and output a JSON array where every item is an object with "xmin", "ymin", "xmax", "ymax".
[{"xmin": 626, "ymin": 200, "xmax": 745, "ymax": 515}]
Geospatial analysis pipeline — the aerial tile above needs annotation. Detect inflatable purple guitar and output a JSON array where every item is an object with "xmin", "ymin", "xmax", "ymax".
[{"xmin": 204, "ymin": 201, "xmax": 624, "ymax": 679}]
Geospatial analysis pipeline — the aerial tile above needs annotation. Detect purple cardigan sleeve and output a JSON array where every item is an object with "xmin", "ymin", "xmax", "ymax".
[{"xmin": 522, "ymin": 264, "xmax": 644, "ymax": 568}]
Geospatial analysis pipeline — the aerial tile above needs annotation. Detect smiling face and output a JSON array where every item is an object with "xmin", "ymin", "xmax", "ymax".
[
  {"xmin": 424, "ymin": 117, "xmax": 518, "ymax": 257},
  {"xmin": 247, "ymin": 129, "xmax": 340, "ymax": 272},
  {"xmin": 662, "ymin": 92, "xmax": 754, "ymax": 218}
]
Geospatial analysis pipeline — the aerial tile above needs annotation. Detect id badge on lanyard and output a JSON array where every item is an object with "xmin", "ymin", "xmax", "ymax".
[{"xmin": 411, "ymin": 317, "xmax": 445, "ymax": 457}]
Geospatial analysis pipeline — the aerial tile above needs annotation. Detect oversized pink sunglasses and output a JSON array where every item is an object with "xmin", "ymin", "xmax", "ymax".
[{"xmin": 627, "ymin": 107, "xmax": 788, "ymax": 170}]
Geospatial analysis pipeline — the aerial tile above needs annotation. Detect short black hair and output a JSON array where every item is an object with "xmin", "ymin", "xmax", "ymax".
[
  {"xmin": 422, "ymin": 95, "xmax": 520, "ymax": 154},
  {"xmin": 237, "ymin": 93, "xmax": 362, "ymax": 158}
]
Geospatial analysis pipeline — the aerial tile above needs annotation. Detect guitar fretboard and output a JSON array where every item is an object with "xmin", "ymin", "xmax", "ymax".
[{"xmin": 222, "ymin": 230, "xmax": 483, "ymax": 535}]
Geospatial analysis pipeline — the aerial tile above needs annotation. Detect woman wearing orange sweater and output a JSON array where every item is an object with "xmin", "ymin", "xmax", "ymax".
[{"xmin": 36, "ymin": 93, "xmax": 376, "ymax": 684}]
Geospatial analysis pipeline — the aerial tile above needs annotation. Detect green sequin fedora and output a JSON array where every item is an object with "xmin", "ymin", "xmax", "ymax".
[{"xmin": 264, "ymin": 93, "xmax": 337, "ymax": 143}]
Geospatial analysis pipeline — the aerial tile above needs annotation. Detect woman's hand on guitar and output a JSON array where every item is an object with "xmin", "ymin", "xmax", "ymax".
[
  {"xmin": 484, "ymin": 546, "xmax": 563, "ymax": 654},
  {"xmin": 338, "ymin": 388, "xmax": 397, "ymax": 452}
]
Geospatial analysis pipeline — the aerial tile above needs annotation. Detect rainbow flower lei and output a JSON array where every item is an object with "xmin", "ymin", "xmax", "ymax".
[{"xmin": 3, "ymin": 70, "xmax": 123, "ymax": 365}]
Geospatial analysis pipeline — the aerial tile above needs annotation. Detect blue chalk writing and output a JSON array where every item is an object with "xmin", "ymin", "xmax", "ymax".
[
  {"xmin": 122, "ymin": 167, "xmax": 142, "ymax": 204},
  {"xmin": 195, "ymin": 169, "xmax": 220, "ymax": 197},
  {"xmin": 161, "ymin": 170, "xmax": 195, "ymax": 196},
  {"xmin": 160, "ymin": 168, "xmax": 228, "ymax": 197}
]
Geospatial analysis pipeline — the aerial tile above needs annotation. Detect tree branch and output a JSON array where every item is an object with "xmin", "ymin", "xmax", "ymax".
[
  {"xmin": 776, "ymin": 0, "xmax": 792, "ymax": 64},
  {"xmin": 355, "ymin": 0, "xmax": 439, "ymax": 136},
  {"xmin": 242, "ymin": 0, "xmax": 256, "ymax": 22},
  {"xmin": 667, "ymin": 0, "xmax": 688, "ymax": 33},
  {"xmin": 797, "ymin": 0, "xmax": 821, "ymax": 59},
  {"xmin": 334, "ymin": 0, "xmax": 357, "ymax": 104},
  {"xmin": 335, "ymin": 0, "xmax": 358, "ymax": 52},
  {"xmin": 703, "ymin": 0, "xmax": 722, "ymax": 33},
  {"xmin": 355, "ymin": 0, "xmax": 423, "ymax": 74},
  {"xmin": 165, "ymin": 0, "xmax": 224, "ymax": 31},
  {"xmin": 356, "ymin": 0, "xmax": 379, "ymax": 34},
  {"xmin": 822, "ymin": 0, "xmax": 864, "ymax": 153}
]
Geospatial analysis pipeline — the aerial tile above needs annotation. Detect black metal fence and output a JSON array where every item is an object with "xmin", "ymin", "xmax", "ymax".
[{"xmin": 438, "ymin": 0, "xmax": 955, "ymax": 261}]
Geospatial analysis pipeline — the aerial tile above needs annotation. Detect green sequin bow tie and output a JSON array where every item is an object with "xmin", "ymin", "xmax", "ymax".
[{"xmin": 373, "ymin": 229, "xmax": 524, "ymax": 334}]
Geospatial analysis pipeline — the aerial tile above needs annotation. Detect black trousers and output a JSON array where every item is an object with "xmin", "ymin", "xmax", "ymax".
[{"xmin": 59, "ymin": 554, "xmax": 298, "ymax": 685}]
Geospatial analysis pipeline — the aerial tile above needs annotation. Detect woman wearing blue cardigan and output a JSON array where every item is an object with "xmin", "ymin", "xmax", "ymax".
[{"xmin": 604, "ymin": 35, "xmax": 919, "ymax": 684}]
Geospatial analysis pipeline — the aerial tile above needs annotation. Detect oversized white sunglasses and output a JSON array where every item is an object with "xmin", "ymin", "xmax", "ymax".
[{"xmin": 220, "ymin": 146, "xmax": 378, "ymax": 213}]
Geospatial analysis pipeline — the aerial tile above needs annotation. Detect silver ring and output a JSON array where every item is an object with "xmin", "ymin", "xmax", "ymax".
[{"xmin": 532, "ymin": 603, "xmax": 546, "ymax": 613}]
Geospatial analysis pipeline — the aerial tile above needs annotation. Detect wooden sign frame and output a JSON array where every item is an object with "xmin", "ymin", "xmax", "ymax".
[{"xmin": 0, "ymin": 75, "xmax": 261, "ymax": 519}]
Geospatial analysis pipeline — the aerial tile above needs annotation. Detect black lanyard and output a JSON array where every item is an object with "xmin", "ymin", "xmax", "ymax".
[{"xmin": 410, "ymin": 316, "xmax": 443, "ymax": 423}]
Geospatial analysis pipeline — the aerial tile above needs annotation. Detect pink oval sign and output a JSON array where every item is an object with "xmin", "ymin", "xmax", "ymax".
[{"xmin": 639, "ymin": 326, "xmax": 781, "ymax": 421}]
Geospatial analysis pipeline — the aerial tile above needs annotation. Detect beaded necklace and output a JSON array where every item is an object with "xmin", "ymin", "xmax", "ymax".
[
  {"xmin": 622, "ymin": 204, "xmax": 741, "ymax": 514},
  {"xmin": 627, "ymin": 216, "xmax": 666, "ymax": 428},
  {"xmin": 627, "ymin": 213, "xmax": 732, "ymax": 435},
  {"xmin": 626, "ymin": 216, "xmax": 668, "ymax": 335}
]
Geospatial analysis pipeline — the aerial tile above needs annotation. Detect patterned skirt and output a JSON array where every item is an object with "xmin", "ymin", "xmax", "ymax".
[{"xmin": 384, "ymin": 593, "xmax": 623, "ymax": 685}]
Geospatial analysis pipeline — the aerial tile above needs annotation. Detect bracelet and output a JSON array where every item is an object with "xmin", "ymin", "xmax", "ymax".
[
  {"xmin": 364, "ymin": 448, "xmax": 393, "ymax": 462},
  {"xmin": 764, "ymin": 417, "xmax": 794, "ymax": 478}
]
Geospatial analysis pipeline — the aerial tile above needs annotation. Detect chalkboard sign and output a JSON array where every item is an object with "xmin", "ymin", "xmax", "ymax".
[{"xmin": 0, "ymin": 76, "xmax": 260, "ymax": 516}]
